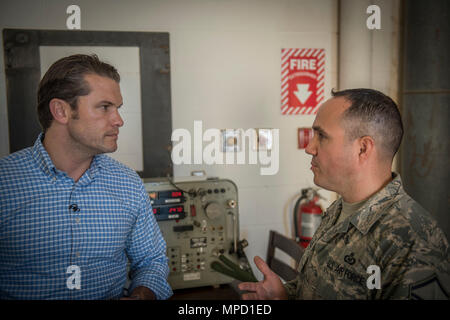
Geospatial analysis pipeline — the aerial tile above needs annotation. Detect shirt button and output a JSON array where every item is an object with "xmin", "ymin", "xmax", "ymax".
[
  {"xmin": 75, "ymin": 218, "xmax": 80, "ymax": 223},
  {"xmin": 76, "ymin": 252, "xmax": 80, "ymax": 257}
]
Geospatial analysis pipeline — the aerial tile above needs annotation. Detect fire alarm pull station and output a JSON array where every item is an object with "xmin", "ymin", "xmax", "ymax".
[{"xmin": 298, "ymin": 128, "xmax": 313, "ymax": 149}]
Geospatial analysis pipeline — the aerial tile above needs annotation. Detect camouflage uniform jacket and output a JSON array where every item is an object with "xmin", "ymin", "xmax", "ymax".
[{"xmin": 284, "ymin": 173, "xmax": 450, "ymax": 299}]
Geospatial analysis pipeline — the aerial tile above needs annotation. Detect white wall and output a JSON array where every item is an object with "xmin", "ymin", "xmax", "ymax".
[
  {"xmin": 339, "ymin": 0, "xmax": 400, "ymax": 99},
  {"xmin": 339, "ymin": 0, "xmax": 401, "ymax": 170},
  {"xmin": 0, "ymin": 0, "xmax": 339, "ymax": 279}
]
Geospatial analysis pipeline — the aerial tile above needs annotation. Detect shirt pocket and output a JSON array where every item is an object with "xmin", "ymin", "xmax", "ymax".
[
  {"xmin": 333, "ymin": 251, "xmax": 371, "ymax": 299},
  {"xmin": 315, "ymin": 282, "xmax": 339, "ymax": 299}
]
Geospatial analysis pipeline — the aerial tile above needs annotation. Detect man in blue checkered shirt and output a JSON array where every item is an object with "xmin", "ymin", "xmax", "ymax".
[{"xmin": 0, "ymin": 54, "xmax": 172, "ymax": 300}]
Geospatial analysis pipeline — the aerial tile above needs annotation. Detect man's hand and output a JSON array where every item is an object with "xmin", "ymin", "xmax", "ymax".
[
  {"xmin": 238, "ymin": 256, "xmax": 288, "ymax": 300},
  {"xmin": 121, "ymin": 286, "xmax": 156, "ymax": 300}
]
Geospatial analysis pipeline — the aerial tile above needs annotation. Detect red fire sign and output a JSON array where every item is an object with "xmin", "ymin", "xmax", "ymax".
[{"xmin": 281, "ymin": 48, "xmax": 325, "ymax": 115}]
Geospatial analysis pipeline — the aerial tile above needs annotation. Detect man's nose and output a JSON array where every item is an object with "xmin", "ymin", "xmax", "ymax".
[
  {"xmin": 112, "ymin": 109, "xmax": 124, "ymax": 127},
  {"xmin": 305, "ymin": 134, "xmax": 316, "ymax": 156}
]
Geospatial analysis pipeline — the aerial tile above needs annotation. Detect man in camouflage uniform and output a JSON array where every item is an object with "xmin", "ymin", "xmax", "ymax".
[{"xmin": 239, "ymin": 88, "xmax": 450, "ymax": 299}]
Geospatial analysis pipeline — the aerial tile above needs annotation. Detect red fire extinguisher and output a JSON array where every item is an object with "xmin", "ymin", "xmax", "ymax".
[{"xmin": 294, "ymin": 188, "xmax": 323, "ymax": 248}]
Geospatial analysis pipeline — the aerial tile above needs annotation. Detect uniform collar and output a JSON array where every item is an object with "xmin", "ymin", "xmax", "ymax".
[
  {"xmin": 348, "ymin": 173, "xmax": 403, "ymax": 235},
  {"xmin": 323, "ymin": 173, "xmax": 403, "ymax": 236}
]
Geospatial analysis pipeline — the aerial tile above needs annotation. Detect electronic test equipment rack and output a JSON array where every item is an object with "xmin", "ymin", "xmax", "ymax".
[{"xmin": 143, "ymin": 176, "xmax": 249, "ymax": 290}]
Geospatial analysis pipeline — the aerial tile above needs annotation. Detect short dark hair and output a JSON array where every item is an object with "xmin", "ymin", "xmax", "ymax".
[
  {"xmin": 331, "ymin": 88, "xmax": 403, "ymax": 160},
  {"xmin": 37, "ymin": 54, "xmax": 120, "ymax": 132}
]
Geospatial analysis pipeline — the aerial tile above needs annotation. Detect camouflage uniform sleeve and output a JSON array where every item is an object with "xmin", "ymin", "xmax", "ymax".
[
  {"xmin": 283, "ymin": 278, "xmax": 299, "ymax": 300},
  {"xmin": 377, "ymin": 231, "xmax": 450, "ymax": 300}
]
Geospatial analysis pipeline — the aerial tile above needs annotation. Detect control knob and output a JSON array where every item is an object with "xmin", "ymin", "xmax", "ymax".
[{"xmin": 205, "ymin": 202, "xmax": 222, "ymax": 220}]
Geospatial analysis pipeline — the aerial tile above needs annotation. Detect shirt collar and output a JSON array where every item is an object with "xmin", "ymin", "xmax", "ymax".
[
  {"xmin": 31, "ymin": 132, "xmax": 105, "ymax": 181},
  {"xmin": 31, "ymin": 133, "xmax": 57, "ymax": 178},
  {"xmin": 88, "ymin": 154, "xmax": 105, "ymax": 179},
  {"xmin": 323, "ymin": 173, "xmax": 403, "ymax": 236},
  {"xmin": 348, "ymin": 172, "xmax": 403, "ymax": 235}
]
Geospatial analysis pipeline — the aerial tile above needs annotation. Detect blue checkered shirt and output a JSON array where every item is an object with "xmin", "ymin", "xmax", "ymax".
[{"xmin": 0, "ymin": 133, "xmax": 172, "ymax": 300}]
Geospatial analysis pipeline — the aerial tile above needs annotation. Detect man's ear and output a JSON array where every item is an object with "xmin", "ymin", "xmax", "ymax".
[
  {"xmin": 49, "ymin": 98, "xmax": 71, "ymax": 124},
  {"xmin": 358, "ymin": 136, "xmax": 375, "ymax": 162}
]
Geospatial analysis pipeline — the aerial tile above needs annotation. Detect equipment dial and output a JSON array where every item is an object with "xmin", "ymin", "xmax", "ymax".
[{"xmin": 205, "ymin": 202, "xmax": 222, "ymax": 220}]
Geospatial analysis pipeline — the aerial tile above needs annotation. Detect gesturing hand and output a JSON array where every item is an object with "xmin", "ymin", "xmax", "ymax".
[{"xmin": 238, "ymin": 256, "xmax": 288, "ymax": 300}]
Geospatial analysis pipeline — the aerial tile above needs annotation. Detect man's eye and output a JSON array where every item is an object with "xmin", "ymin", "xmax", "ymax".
[{"xmin": 102, "ymin": 105, "xmax": 109, "ymax": 110}]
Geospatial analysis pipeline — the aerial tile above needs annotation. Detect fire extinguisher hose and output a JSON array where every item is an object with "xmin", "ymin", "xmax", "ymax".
[{"xmin": 293, "ymin": 192, "xmax": 307, "ymax": 241}]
